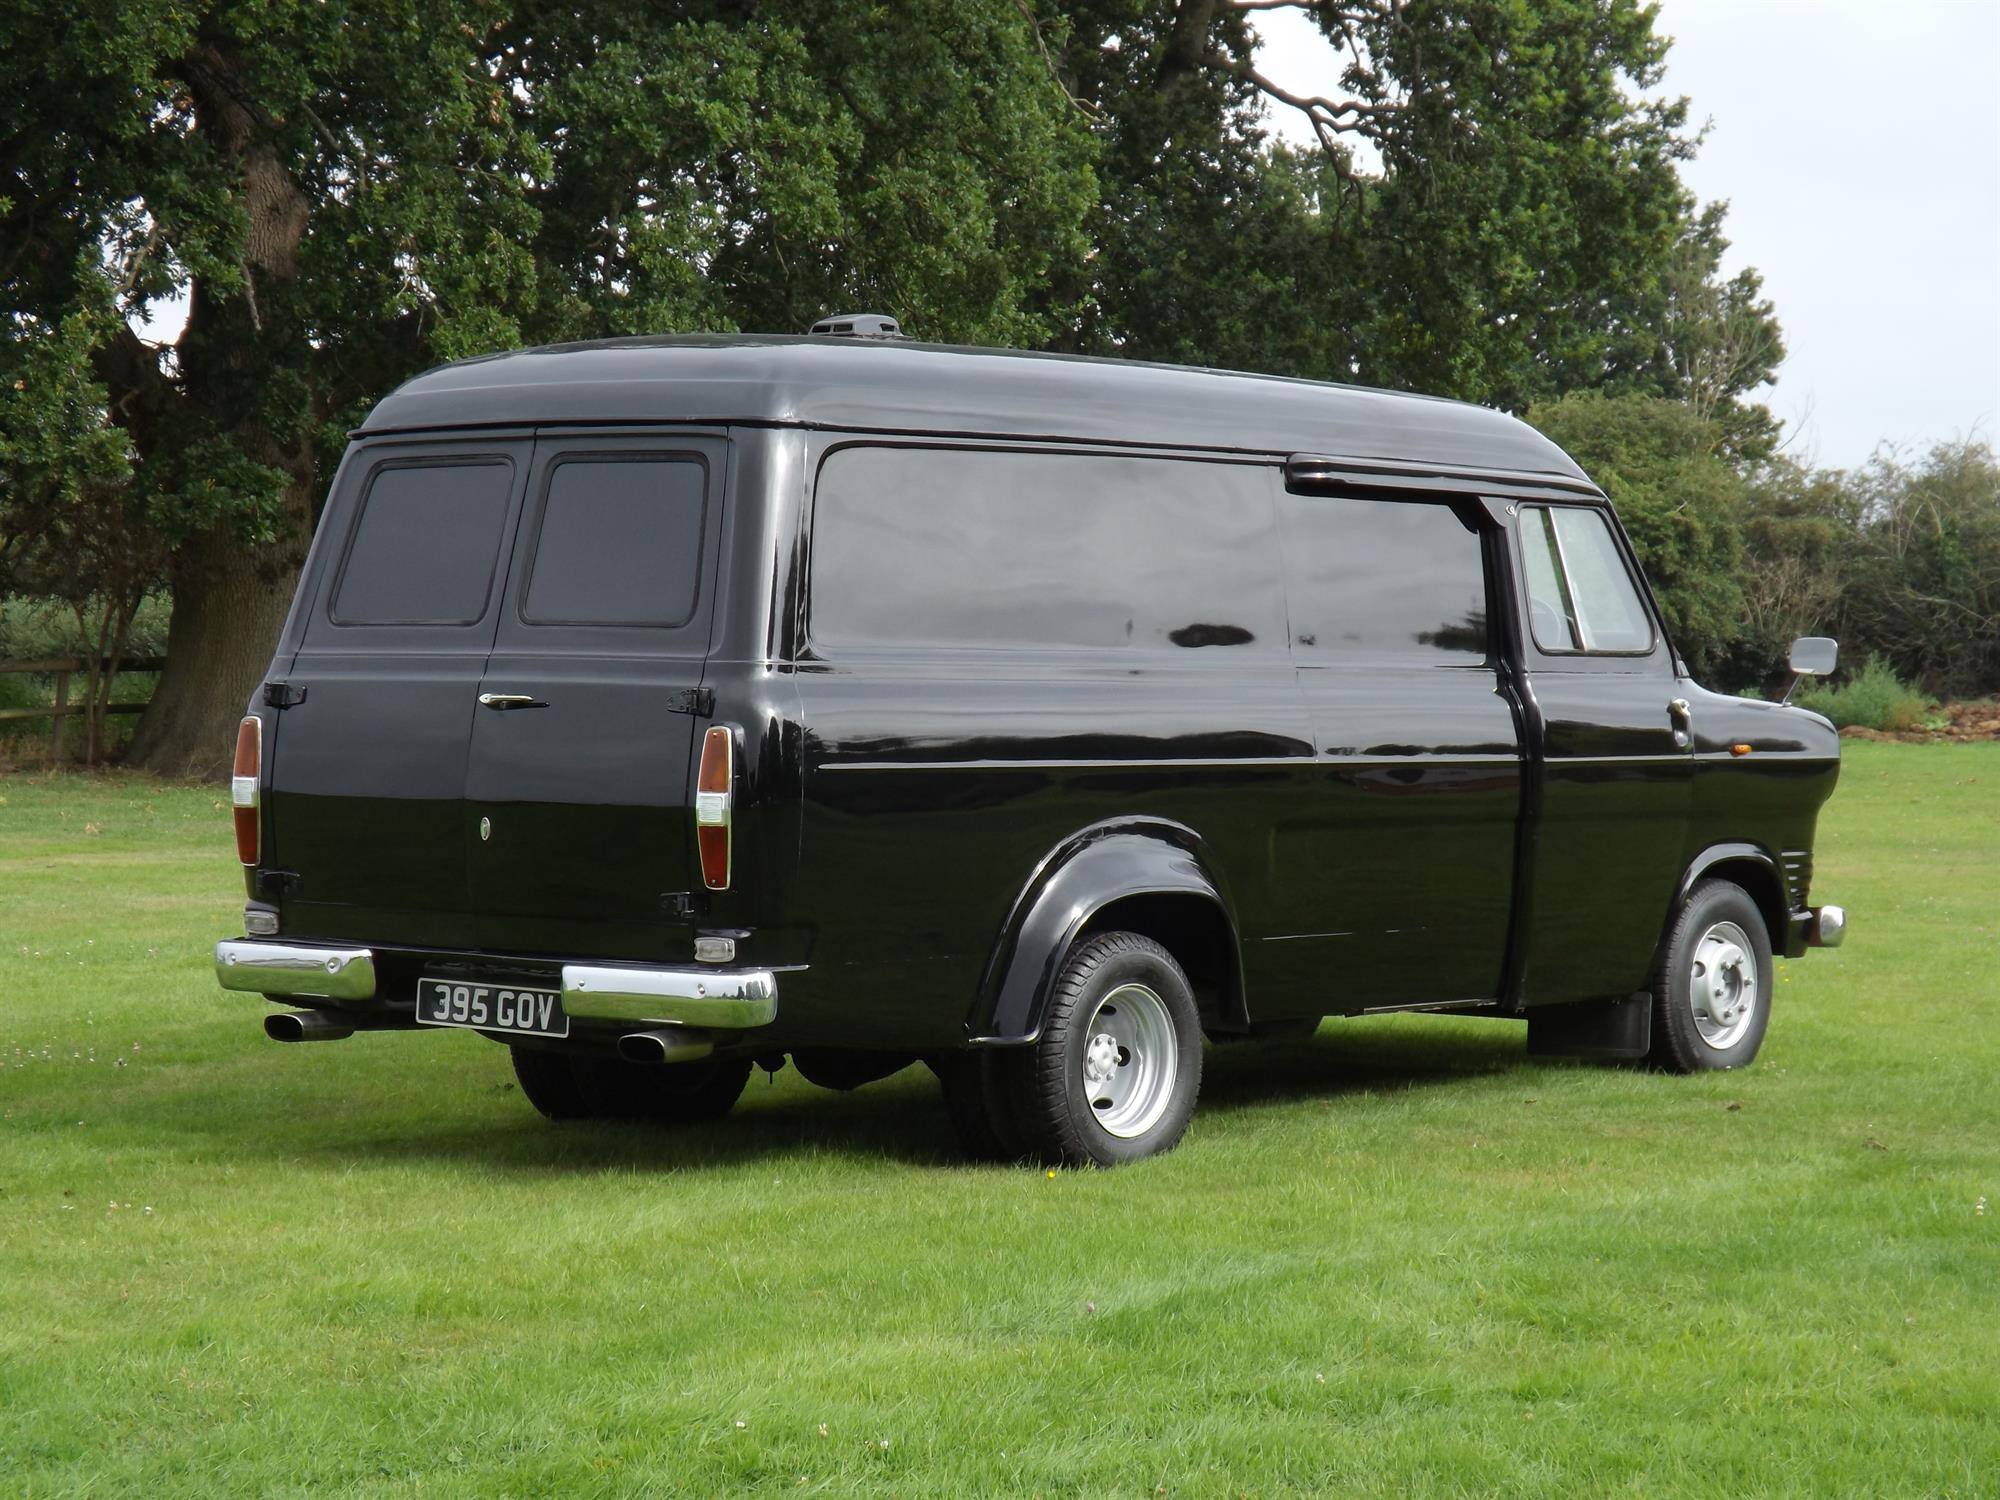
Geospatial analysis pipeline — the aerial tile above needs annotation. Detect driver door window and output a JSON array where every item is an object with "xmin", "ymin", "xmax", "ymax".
[{"xmin": 1521, "ymin": 506, "xmax": 1655, "ymax": 655}]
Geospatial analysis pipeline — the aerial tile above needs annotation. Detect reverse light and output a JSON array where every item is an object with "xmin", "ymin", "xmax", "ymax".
[
  {"xmin": 232, "ymin": 716, "xmax": 262, "ymax": 865},
  {"xmin": 695, "ymin": 725, "xmax": 734, "ymax": 891}
]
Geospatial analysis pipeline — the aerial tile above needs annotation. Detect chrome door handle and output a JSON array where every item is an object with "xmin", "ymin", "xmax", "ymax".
[
  {"xmin": 1669, "ymin": 697, "xmax": 1692, "ymax": 747},
  {"xmin": 478, "ymin": 693, "xmax": 547, "ymax": 710}
]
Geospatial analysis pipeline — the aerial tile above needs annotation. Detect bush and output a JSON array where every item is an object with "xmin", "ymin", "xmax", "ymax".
[{"xmin": 1793, "ymin": 658, "xmax": 1931, "ymax": 732}]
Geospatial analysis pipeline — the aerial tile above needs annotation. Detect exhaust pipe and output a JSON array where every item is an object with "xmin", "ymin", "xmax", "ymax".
[
  {"xmin": 265, "ymin": 1009, "xmax": 357, "ymax": 1043},
  {"xmin": 616, "ymin": 1028, "xmax": 715, "ymax": 1065}
]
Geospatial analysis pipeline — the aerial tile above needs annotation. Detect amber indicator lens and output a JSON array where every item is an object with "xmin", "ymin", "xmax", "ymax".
[
  {"xmin": 1730, "ymin": 743, "xmax": 1753, "ymax": 757},
  {"xmin": 232, "ymin": 716, "xmax": 262, "ymax": 865},
  {"xmin": 695, "ymin": 726, "xmax": 733, "ymax": 890}
]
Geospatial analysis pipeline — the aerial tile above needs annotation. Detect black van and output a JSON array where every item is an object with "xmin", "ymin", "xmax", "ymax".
[{"xmin": 216, "ymin": 327, "xmax": 1847, "ymax": 1166}]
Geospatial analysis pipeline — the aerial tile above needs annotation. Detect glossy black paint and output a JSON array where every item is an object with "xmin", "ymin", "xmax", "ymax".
[
  {"xmin": 245, "ymin": 336, "xmax": 1842, "ymax": 1057},
  {"xmin": 361, "ymin": 336, "xmax": 1588, "ymax": 484},
  {"xmin": 266, "ymin": 434, "xmax": 535, "ymax": 950},
  {"xmin": 464, "ymin": 435, "xmax": 727, "ymax": 958},
  {"xmin": 1278, "ymin": 494, "xmax": 1521, "ymax": 1009}
]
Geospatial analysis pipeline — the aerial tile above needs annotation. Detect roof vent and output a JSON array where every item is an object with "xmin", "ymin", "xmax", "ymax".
[{"xmin": 807, "ymin": 311, "xmax": 906, "ymax": 340}]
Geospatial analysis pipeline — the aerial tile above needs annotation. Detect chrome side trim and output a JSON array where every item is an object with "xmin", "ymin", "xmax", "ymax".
[
  {"xmin": 1807, "ymin": 904, "xmax": 1847, "ymax": 949},
  {"xmin": 561, "ymin": 966, "xmax": 778, "ymax": 1028},
  {"xmin": 216, "ymin": 941, "xmax": 377, "ymax": 1000}
]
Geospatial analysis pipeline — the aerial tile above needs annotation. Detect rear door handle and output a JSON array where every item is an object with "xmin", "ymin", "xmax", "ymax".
[{"xmin": 478, "ymin": 693, "xmax": 547, "ymax": 710}]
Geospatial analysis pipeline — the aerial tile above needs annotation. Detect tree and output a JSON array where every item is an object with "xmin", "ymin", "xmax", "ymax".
[
  {"xmin": 2, "ymin": 1, "xmax": 1095, "ymax": 775},
  {"xmin": 1049, "ymin": 0, "xmax": 1740, "ymax": 413},
  {"xmin": 1842, "ymin": 440, "xmax": 2000, "ymax": 696},
  {"xmin": 0, "ymin": 308, "xmax": 167, "ymax": 760},
  {"xmin": 1654, "ymin": 203, "xmax": 1785, "ymax": 462},
  {"xmin": 6, "ymin": 0, "xmax": 1793, "ymax": 774},
  {"xmin": 1731, "ymin": 457, "xmax": 1860, "ymax": 689}
]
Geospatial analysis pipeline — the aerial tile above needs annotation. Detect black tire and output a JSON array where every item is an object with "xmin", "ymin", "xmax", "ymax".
[
  {"xmin": 996, "ymin": 931, "xmax": 1204, "ymax": 1168},
  {"xmin": 515, "ymin": 1048, "xmax": 751, "ymax": 1125},
  {"xmin": 635, "ymin": 1055, "xmax": 754, "ymax": 1125},
  {"xmin": 511, "ymin": 1044, "xmax": 591, "ymax": 1120},
  {"xmin": 1648, "ymin": 879, "xmax": 1774, "ymax": 1073}
]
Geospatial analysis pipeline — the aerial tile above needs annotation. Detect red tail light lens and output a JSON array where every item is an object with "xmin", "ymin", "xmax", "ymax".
[
  {"xmin": 695, "ymin": 725, "xmax": 733, "ymax": 891},
  {"xmin": 232, "ymin": 716, "xmax": 261, "ymax": 866}
]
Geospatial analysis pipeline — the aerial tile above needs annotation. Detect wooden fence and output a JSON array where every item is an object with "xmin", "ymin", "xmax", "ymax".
[{"xmin": 0, "ymin": 656, "xmax": 166, "ymax": 759}]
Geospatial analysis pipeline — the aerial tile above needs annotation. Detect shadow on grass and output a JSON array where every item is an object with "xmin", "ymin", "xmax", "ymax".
[{"xmin": 204, "ymin": 1019, "xmax": 1535, "ymax": 1175}]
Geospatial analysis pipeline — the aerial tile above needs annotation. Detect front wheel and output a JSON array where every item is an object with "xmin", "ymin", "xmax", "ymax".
[
  {"xmin": 998, "ymin": 931, "xmax": 1204, "ymax": 1167},
  {"xmin": 1648, "ymin": 880, "xmax": 1773, "ymax": 1073}
]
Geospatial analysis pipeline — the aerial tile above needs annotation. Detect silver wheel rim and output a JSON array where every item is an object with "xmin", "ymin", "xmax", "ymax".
[
  {"xmin": 1689, "ymin": 920, "xmax": 1759, "ymax": 1050},
  {"xmin": 1079, "ymin": 983, "xmax": 1178, "ymax": 1139}
]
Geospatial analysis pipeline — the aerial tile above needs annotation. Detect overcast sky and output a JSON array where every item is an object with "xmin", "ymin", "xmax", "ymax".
[{"xmin": 1255, "ymin": 0, "xmax": 2000, "ymax": 471}]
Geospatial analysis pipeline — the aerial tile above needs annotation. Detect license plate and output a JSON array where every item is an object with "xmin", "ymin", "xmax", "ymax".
[{"xmin": 415, "ymin": 978, "xmax": 569, "ymax": 1038}]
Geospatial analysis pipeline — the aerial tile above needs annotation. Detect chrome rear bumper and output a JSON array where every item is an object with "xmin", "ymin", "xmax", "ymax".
[
  {"xmin": 213, "ymin": 940, "xmax": 779, "ymax": 1029},
  {"xmin": 216, "ymin": 941, "xmax": 377, "ymax": 1000},
  {"xmin": 561, "ymin": 965, "xmax": 777, "ymax": 1028}
]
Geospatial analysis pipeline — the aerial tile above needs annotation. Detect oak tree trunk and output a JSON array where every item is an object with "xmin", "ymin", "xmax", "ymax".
[
  {"xmin": 127, "ymin": 40, "xmax": 315, "ymax": 780},
  {"xmin": 126, "ymin": 510, "xmax": 308, "ymax": 779}
]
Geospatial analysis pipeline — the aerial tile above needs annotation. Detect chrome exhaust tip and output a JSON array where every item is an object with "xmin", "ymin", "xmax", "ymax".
[
  {"xmin": 265, "ymin": 1009, "xmax": 356, "ymax": 1043},
  {"xmin": 616, "ymin": 1028, "xmax": 716, "ymax": 1065}
]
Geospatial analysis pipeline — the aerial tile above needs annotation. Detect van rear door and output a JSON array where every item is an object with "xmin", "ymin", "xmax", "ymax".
[
  {"xmin": 464, "ymin": 435, "xmax": 727, "ymax": 961},
  {"xmin": 268, "ymin": 438, "xmax": 530, "ymax": 948}
]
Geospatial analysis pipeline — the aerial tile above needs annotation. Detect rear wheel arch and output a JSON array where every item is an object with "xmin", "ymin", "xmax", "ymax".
[
  {"xmin": 1076, "ymin": 890, "xmax": 1243, "ymax": 1035},
  {"xmin": 971, "ymin": 819, "xmax": 1244, "ymax": 1044}
]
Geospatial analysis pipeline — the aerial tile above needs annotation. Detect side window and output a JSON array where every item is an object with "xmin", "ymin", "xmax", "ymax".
[
  {"xmin": 1280, "ymin": 494, "xmax": 1489, "ymax": 663},
  {"xmin": 520, "ymin": 457, "xmax": 707, "ymax": 627},
  {"xmin": 1521, "ymin": 506, "xmax": 1655, "ymax": 655},
  {"xmin": 809, "ymin": 447, "xmax": 1284, "ymax": 654},
  {"xmin": 330, "ymin": 459, "xmax": 514, "ymax": 626}
]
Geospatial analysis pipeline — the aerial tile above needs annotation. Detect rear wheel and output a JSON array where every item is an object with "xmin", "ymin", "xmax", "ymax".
[
  {"xmin": 513, "ymin": 1047, "xmax": 752, "ymax": 1125},
  {"xmin": 997, "ymin": 931, "xmax": 1203, "ymax": 1168},
  {"xmin": 512, "ymin": 1045, "xmax": 590, "ymax": 1120},
  {"xmin": 1648, "ymin": 880, "xmax": 1773, "ymax": 1073}
]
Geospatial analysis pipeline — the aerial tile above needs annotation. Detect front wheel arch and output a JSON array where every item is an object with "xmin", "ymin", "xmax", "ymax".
[{"xmin": 1670, "ymin": 845, "xmax": 1789, "ymax": 960}]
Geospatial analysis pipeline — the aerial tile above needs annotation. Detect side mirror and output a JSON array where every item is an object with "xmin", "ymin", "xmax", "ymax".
[
  {"xmin": 1789, "ymin": 636, "xmax": 1838, "ymax": 677},
  {"xmin": 1781, "ymin": 636, "xmax": 1838, "ymax": 704}
]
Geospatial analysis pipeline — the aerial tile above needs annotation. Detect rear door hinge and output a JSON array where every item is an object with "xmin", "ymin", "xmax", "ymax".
[
  {"xmin": 263, "ymin": 681, "xmax": 308, "ymax": 709},
  {"xmin": 664, "ymin": 687, "xmax": 715, "ymax": 718}
]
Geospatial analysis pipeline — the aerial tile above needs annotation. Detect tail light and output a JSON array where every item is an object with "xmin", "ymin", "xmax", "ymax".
[
  {"xmin": 232, "ymin": 716, "xmax": 261, "ymax": 866},
  {"xmin": 695, "ymin": 725, "xmax": 733, "ymax": 890}
]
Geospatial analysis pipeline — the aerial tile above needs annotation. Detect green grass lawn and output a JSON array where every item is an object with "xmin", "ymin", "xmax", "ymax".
[{"xmin": 2, "ymin": 742, "xmax": 1995, "ymax": 1496}]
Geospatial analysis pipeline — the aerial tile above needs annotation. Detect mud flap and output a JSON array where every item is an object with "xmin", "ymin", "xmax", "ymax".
[{"xmin": 1526, "ymin": 992, "xmax": 1652, "ymax": 1060}]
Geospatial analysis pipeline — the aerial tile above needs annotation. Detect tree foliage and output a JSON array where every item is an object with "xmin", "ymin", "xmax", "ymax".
[
  {"xmin": 0, "ymin": 308, "xmax": 166, "ymax": 760},
  {"xmin": 2, "ymin": 0, "xmax": 1096, "ymax": 772},
  {"xmin": 5, "ymin": 0, "xmax": 1804, "ymax": 771},
  {"xmin": 1045, "ymin": 0, "xmax": 1780, "ymax": 423},
  {"xmin": 1825, "ymin": 442, "xmax": 2000, "ymax": 698}
]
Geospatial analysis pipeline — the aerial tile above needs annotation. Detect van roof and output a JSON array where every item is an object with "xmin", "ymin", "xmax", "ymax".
[{"xmin": 360, "ymin": 335, "xmax": 1592, "ymax": 485}]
